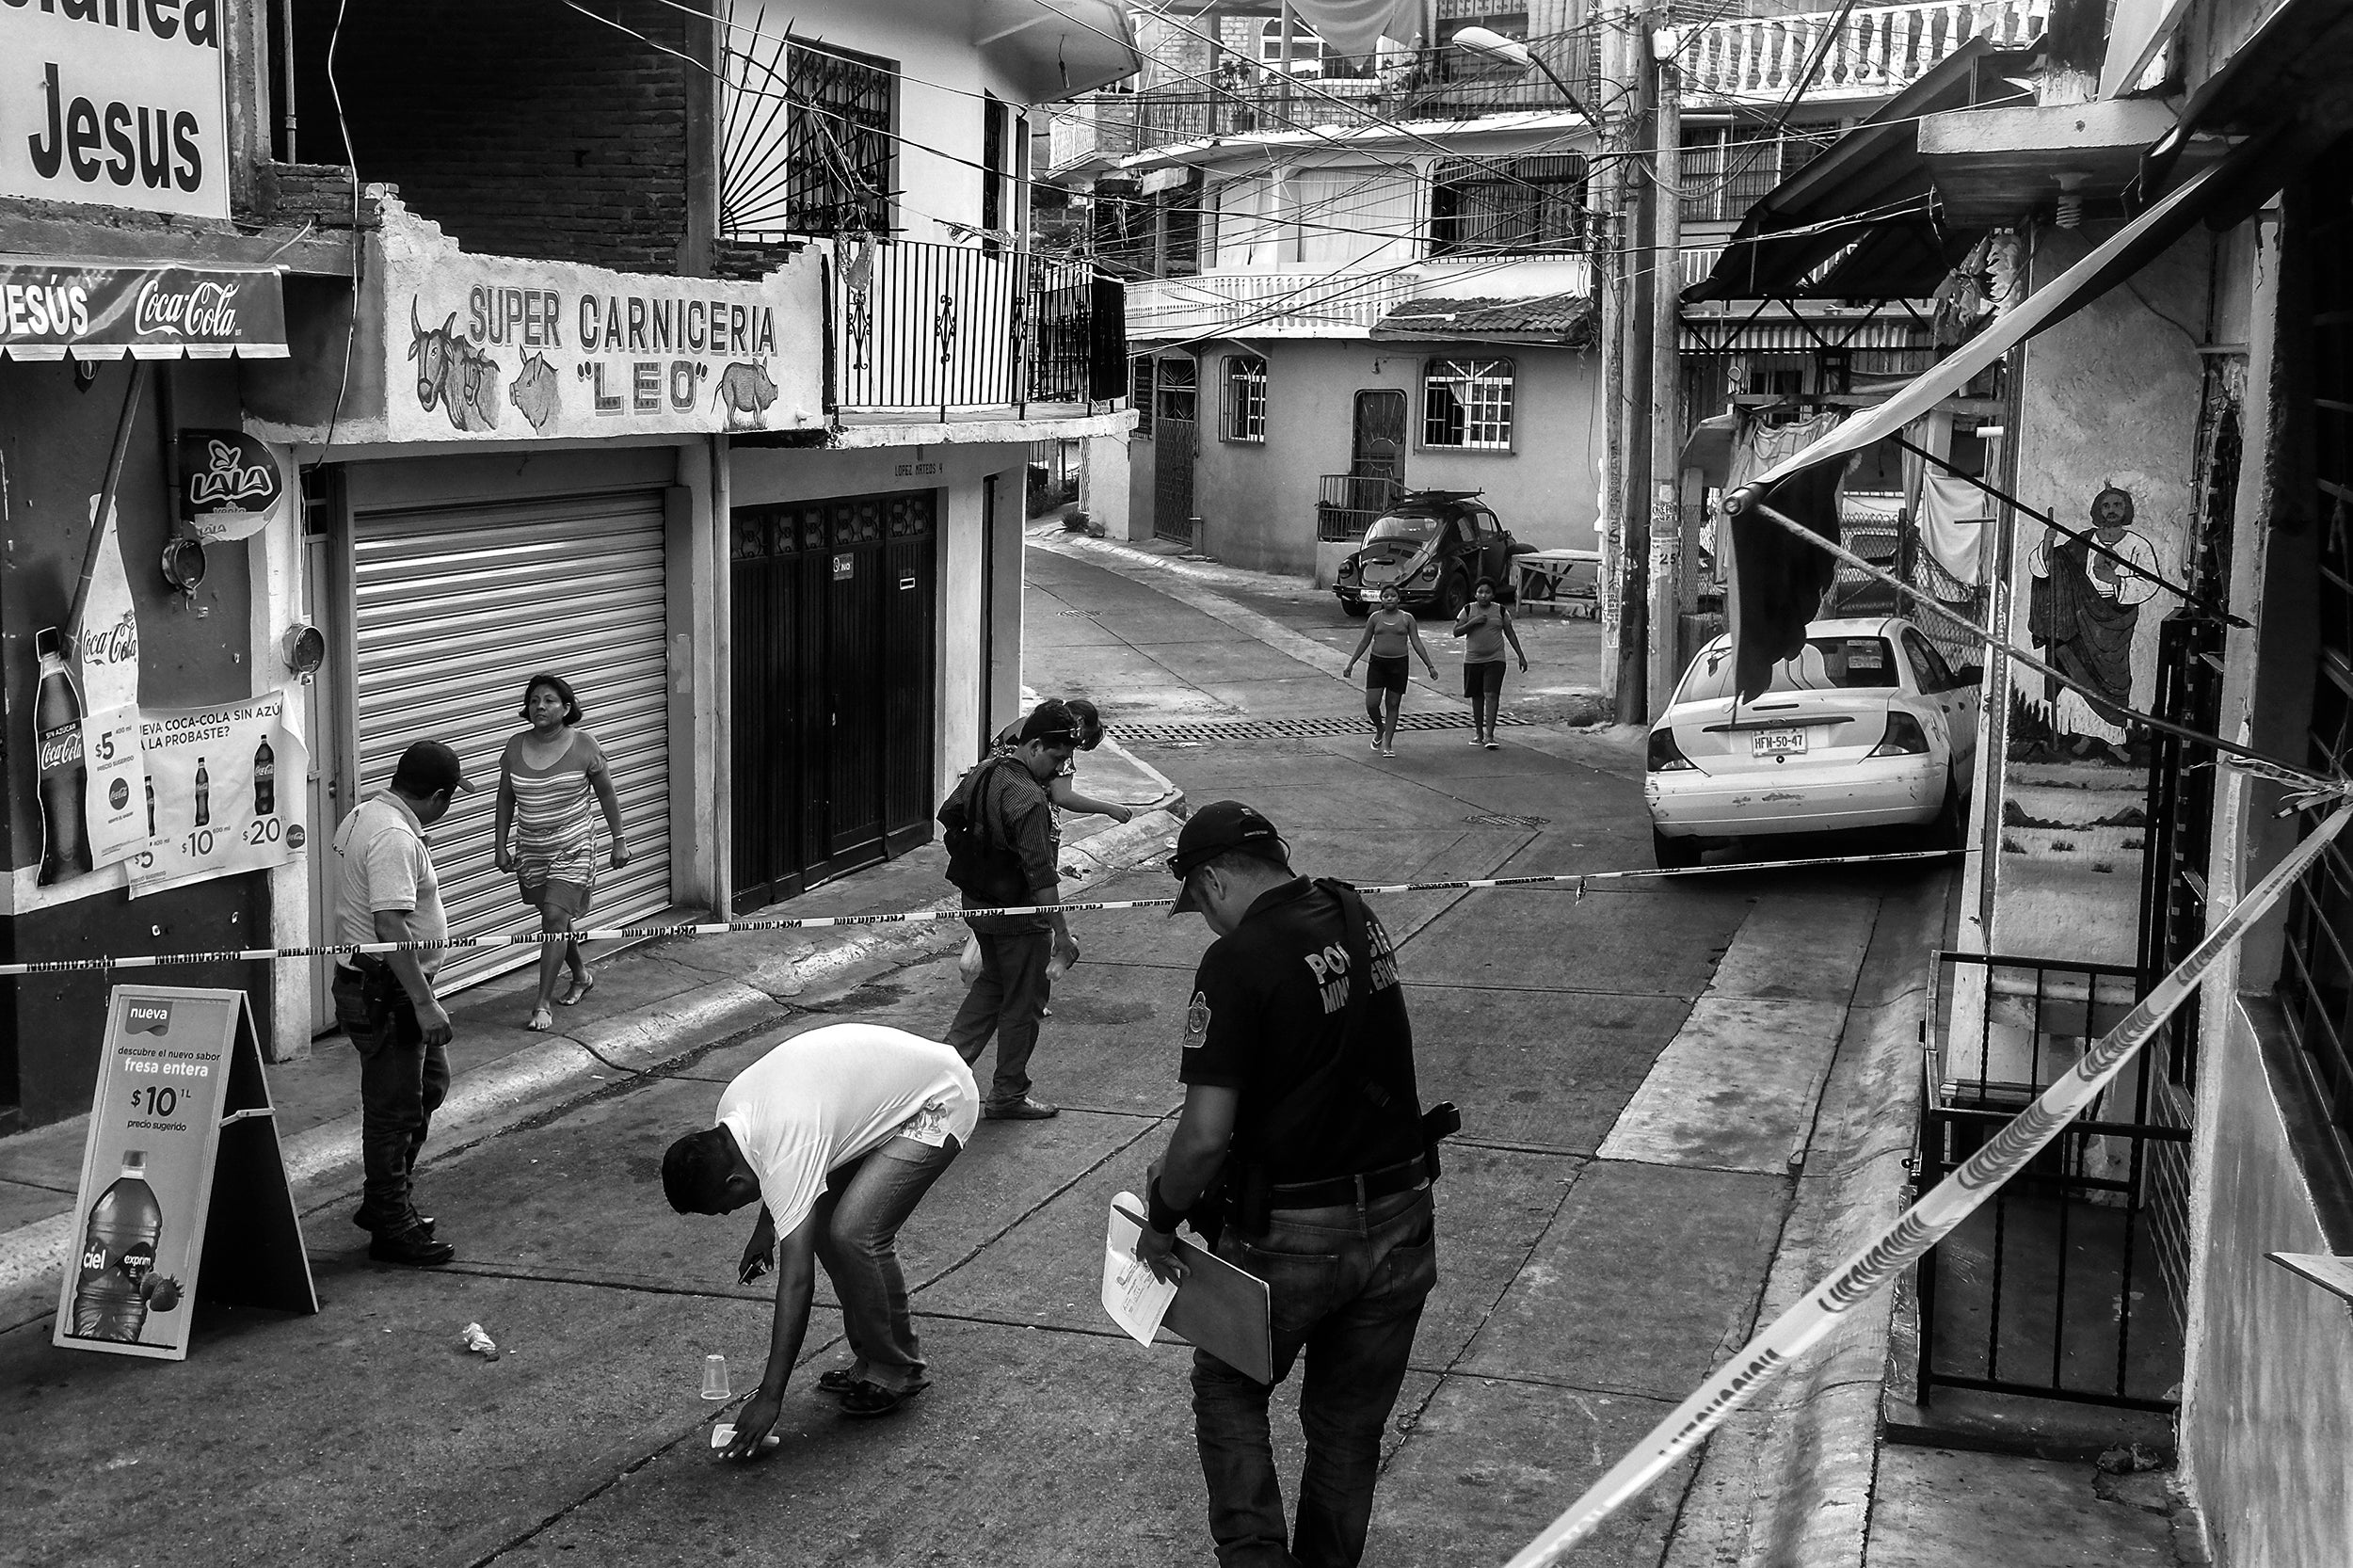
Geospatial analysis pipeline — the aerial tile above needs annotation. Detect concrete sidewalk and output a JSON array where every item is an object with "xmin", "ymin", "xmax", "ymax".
[{"xmin": 0, "ymin": 729, "xmax": 1183, "ymax": 1326}]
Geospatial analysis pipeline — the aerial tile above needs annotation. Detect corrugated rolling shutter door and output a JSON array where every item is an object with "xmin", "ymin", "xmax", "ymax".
[{"xmin": 353, "ymin": 490, "xmax": 672, "ymax": 991}]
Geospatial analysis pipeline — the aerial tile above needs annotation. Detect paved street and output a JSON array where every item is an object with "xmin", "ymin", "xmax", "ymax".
[{"xmin": 1, "ymin": 535, "xmax": 1945, "ymax": 1567}]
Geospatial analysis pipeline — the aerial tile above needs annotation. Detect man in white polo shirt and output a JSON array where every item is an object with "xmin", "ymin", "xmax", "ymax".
[
  {"xmin": 331, "ymin": 739, "xmax": 472, "ymax": 1267},
  {"xmin": 663, "ymin": 1022, "xmax": 978, "ymax": 1453}
]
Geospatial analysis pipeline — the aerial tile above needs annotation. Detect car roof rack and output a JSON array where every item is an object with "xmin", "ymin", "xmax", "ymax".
[{"xmin": 1395, "ymin": 488, "xmax": 1485, "ymax": 505}]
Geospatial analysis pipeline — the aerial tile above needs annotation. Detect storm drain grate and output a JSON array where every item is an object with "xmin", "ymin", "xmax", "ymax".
[
  {"xmin": 1054, "ymin": 609, "xmax": 1104, "ymax": 617},
  {"xmin": 1465, "ymin": 813, "xmax": 1549, "ymax": 828},
  {"xmin": 1116, "ymin": 711, "xmax": 1538, "ymax": 744}
]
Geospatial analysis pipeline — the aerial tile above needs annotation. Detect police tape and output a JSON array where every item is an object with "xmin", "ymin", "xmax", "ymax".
[
  {"xmin": 1501, "ymin": 798, "xmax": 2353, "ymax": 1568},
  {"xmin": 0, "ymin": 847, "xmax": 1961, "ymax": 978}
]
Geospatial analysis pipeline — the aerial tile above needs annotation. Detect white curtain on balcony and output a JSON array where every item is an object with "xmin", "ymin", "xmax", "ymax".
[
  {"xmin": 1212, "ymin": 174, "xmax": 1288, "ymax": 268},
  {"xmin": 1280, "ymin": 0, "xmax": 1423, "ymax": 56},
  {"xmin": 1295, "ymin": 166, "xmax": 1419, "ymax": 268}
]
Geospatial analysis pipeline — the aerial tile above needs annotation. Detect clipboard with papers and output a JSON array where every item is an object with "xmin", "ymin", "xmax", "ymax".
[{"xmin": 1102, "ymin": 1193, "xmax": 1273, "ymax": 1384}]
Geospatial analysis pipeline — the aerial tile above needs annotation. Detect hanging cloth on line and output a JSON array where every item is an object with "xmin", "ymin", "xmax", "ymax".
[{"xmin": 1916, "ymin": 470, "xmax": 1993, "ymax": 587}]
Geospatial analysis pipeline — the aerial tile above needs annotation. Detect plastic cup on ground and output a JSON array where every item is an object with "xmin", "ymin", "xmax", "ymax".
[
  {"xmin": 701, "ymin": 1352, "xmax": 731, "ymax": 1400},
  {"xmin": 711, "ymin": 1423, "xmax": 782, "ymax": 1455}
]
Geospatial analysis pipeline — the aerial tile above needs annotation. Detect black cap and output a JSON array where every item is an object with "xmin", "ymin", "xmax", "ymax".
[
  {"xmin": 1018, "ymin": 698, "xmax": 1082, "ymax": 745},
  {"xmin": 391, "ymin": 740, "xmax": 475, "ymax": 797},
  {"xmin": 1168, "ymin": 800, "xmax": 1287, "ymax": 914}
]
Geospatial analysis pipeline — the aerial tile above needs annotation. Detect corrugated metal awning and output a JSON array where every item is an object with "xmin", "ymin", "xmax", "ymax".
[{"xmin": 0, "ymin": 261, "xmax": 289, "ymax": 361}]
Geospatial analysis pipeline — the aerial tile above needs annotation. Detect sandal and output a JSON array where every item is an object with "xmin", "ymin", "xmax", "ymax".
[
  {"xmin": 526, "ymin": 1005, "xmax": 554, "ymax": 1032},
  {"xmin": 558, "ymin": 972, "xmax": 597, "ymax": 1007}
]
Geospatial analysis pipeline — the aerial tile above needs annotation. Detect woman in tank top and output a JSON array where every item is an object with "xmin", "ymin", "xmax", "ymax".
[
  {"xmin": 1451, "ymin": 578, "xmax": 1529, "ymax": 749},
  {"xmin": 1342, "ymin": 585, "xmax": 1438, "ymax": 756},
  {"xmin": 494, "ymin": 673, "xmax": 628, "ymax": 1032}
]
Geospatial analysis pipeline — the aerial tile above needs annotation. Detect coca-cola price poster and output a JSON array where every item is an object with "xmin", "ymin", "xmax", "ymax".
[{"xmin": 125, "ymin": 693, "xmax": 308, "ymax": 899}]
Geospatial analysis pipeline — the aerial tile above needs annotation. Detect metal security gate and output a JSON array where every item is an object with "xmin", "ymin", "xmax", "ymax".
[
  {"xmin": 729, "ymin": 490, "xmax": 936, "ymax": 913},
  {"xmin": 1154, "ymin": 417, "xmax": 1197, "ymax": 546},
  {"xmin": 1916, "ymin": 952, "xmax": 2185, "ymax": 1415},
  {"xmin": 351, "ymin": 491, "xmax": 675, "ymax": 991}
]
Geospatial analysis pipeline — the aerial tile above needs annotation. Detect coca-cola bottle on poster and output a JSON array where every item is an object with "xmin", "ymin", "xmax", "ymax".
[{"xmin": 34, "ymin": 626, "xmax": 91, "ymax": 885}]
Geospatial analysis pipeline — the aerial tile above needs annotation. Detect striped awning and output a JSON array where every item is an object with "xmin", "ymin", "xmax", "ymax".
[
  {"xmin": 0, "ymin": 262, "xmax": 289, "ymax": 361},
  {"xmin": 1678, "ymin": 316, "xmax": 1928, "ymax": 353}
]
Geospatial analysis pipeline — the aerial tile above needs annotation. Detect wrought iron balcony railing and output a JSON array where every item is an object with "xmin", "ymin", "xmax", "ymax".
[
  {"xmin": 827, "ymin": 238, "xmax": 1121, "ymax": 415},
  {"xmin": 1050, "ymin": 32, "xmax": 1598, "ymax": 169},
  {"xmin": 1317, "ymin": 472, "xmax": 1404, "ymax": 543}
]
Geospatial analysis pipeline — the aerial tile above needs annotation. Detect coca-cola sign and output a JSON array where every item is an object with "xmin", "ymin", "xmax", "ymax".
[
  {"xmin": 136, "ymin": 280, "xmax": 239, "ymax": 341},
  {"xmin": 177, "ymin": 430, "xmax": 283, "ymax": 540},
  {"xmin": 0, "ymin": 263, "xmax": 285, "ymax": 361}
]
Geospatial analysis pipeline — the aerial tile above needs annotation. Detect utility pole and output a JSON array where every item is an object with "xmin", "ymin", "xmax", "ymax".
[
  {"xmin": 1593, "ymin": 1, "xmax": 1629, "ymax": 711},
  {"xmin": 1645, "ymin": 16, "xmax": 1683, "ymax": 718},
  {"xmin": 1610, "ymin": 0, "xmax": 1654, "ymax": 724}
]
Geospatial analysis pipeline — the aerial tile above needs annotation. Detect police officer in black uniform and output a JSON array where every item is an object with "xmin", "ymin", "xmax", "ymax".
[{"xmin": 1135, "ymin": 801, "xmax": 1448, "ymax": 1568}]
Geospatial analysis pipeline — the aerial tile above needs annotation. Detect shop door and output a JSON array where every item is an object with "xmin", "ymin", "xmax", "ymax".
[
  {"xmin": 351, "ymin": 490, "xmax": 674, "ymax": 991},
  {"xmin": 729, "ymin": 490, "xmax": 936, "ymax": 913}
]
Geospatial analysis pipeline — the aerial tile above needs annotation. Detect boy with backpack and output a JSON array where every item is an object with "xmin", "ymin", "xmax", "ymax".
[{"xmin": 937, "ymin": 700, "xmax": 1084, "ymax": 1120}]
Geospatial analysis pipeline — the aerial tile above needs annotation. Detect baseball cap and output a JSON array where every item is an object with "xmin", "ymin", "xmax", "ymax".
[
  {"xmin": 1168, "ymin": 800, "xmax": 1288, "ymax": 914},
  {"xmin": 1018, "ymin": 698, "xmax": 1082, "ymax": 746},
  {"xmin": 391, "ymin": 739, "xmax": 476, "ymax": 796}
]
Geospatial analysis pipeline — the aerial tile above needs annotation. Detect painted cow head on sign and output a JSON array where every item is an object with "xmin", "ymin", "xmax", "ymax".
[{"xmin": 408, "ymin": 299, "xmax": 504, "ymax": 432}]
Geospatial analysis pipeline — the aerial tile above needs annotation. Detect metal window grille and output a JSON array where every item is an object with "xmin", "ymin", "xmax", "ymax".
[
  {"xmin": 1156, "ymin": 356, "xmax": 1197, "ymax": 424},
  {"xmin": 1223, "ymin": 355, "xmax": 1268, "ymax": 441},
  {"xmin": 1422, "ymin": 358, "xmax": 1514, "ymax": 449},
  {"xmin": 981, "ymin": 95, "xmax": 1008, "ymax": 254},
  {"xmin": 723, "ymin": 34, "xmax": 895, "ymax": 240},
  {"xmin": 1132, "ymin": 356, "xmax": 1156, "ymax": 434},
  {"xmin": 2276, "ymin": 157, "xmax": 2353, "ymax": 1183},
  {"xmin": 1429, "ymin": 155, "xmax": 1586, "ymax": 257},
  {"xmin": 1677, "ymin": 128, "xmax": 1837, "ymax": 225}
]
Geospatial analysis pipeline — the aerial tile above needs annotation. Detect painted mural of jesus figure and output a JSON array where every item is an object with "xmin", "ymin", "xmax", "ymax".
[{"xmin": 2027, "ymin": 486, "xmax": 2163, "ymax": 763}]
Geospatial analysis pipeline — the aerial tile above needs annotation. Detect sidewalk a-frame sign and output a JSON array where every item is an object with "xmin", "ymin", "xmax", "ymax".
[{"xmin": 54, "ymin": 986, "xmax": 317, "ymax": 1361}]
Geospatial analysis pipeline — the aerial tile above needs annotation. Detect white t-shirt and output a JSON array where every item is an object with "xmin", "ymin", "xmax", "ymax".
[
  {"xmin": 715, "ymin": 1024, "xmax": 980, "ymax": 1239},
  {"xmin": 331, "ymin": 792, "xmax": 448, "ymax": 974}
]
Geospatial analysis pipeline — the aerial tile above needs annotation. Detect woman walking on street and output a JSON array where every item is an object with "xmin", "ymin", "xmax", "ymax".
[
  {"xmin": 1453, "ymin": 578, "xmax": 1529, "ymax": 749},
  {"xmin": 1343, "ymin": 585, "xmax": 1438, "ymax": 756},
  {"xmin": 494, "ymin": 673, "xmax": 628, "ymax": 1032}
]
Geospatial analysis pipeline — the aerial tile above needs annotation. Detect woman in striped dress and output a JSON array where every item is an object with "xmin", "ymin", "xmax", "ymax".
[{"xmin": 494, "ymin": 673, "xmax": 628, "ymax": 1032}]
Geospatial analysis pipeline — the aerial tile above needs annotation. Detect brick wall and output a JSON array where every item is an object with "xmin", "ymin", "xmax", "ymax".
[{"xmin": 310, "ymin": 0, "xmax": 698, "ymax": 272}]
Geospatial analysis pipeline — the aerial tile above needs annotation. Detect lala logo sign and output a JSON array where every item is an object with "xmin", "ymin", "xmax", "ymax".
[
  {"xmin": 177, "ymin": 430, "xmax": 282, "ymax": 541},
  {"xmin": 135, "ymin": 279, "xmax": 239, "ymax": 341}
]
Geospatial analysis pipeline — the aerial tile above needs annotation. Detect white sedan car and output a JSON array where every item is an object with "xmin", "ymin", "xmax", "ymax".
[{"xmin": 1643, "ymin": 617, "xmax": 1979, "ymax": 869}]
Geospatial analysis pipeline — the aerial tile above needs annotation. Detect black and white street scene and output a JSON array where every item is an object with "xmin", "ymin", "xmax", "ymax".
[{"xmin": 5, "ymin": 2, "xmax": 2353, "ymax": 1565}]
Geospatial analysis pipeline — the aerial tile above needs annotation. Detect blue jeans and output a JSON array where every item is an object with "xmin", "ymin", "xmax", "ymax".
[
  {"xmin": 334, "ymin": 965, "xmax": 450, "ymax": 1233},
  {"xmin": 945, "ymin": 930, "xmax": 1051, "ymax": 1104},
  {"xmin": 1192, "ymin": 1188, "xmax": 1438, "ymax": 1568},
  {"xmin": 810, "ymin": 1133, "xmax": 961, "ymax": 1394}
]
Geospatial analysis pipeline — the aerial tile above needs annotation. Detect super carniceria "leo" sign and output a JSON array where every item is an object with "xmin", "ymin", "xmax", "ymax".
[
  {"xmin": 377, "ymin": 212, "xmax": 824, "ymax": 442},
  {"xmin": 0, "ymin": 0, "xmax": 232, "ymax": 221}
]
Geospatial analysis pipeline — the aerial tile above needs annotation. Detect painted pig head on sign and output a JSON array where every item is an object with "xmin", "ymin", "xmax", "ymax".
[
  {"xmin": 712, "ymin": 361, "xmax": 778, "ymax": 428},
  {"xmin": 408, "ymin": 299, "xmax": 504, "ymax": 432},
  {"xmin": 509, "ymin": 352, "xmax": 561, "ymax": 432}
]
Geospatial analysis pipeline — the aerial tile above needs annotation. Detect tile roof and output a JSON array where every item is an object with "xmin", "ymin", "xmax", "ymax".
[{"xmin": 1369, "ymin": 295, "xmax": 1599, "ymax": 344}]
